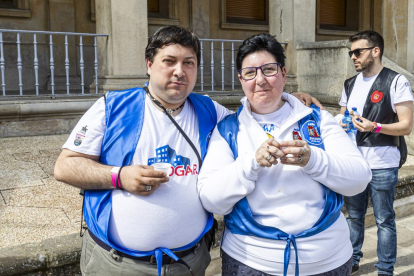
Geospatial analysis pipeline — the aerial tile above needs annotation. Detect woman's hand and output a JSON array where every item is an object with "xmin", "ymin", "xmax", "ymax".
[
  {"xmin": 255, "ymin": 138, "xmax": 286, "ymax": 167},
  {"xmin": 279, "ymin": 140, "xmax": 311, "ymax": 167}
]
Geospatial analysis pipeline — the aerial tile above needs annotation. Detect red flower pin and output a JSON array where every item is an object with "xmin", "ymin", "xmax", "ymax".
[{"xmin": 371, "ymin": 90, "xmax": 383, "ymax": 103}]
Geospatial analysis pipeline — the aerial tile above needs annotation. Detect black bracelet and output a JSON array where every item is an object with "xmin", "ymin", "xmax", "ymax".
[{"xmin": 115, "ymin": 166, "xmax": 124, "ymax": 190}]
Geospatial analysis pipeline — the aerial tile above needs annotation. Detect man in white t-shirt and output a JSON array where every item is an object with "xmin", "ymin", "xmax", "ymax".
[
  {"xmin": 54, "ymin": 26, "xmax": 320, "ymax": 276},
  {"xmin": 338, "ymin": 30, "xmax": 413, "ymax": 276}
]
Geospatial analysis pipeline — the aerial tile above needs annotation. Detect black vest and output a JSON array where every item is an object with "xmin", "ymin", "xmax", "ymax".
[{"xmin": 344, "ymin": 67, "xmax": 400, "ymax": 147}]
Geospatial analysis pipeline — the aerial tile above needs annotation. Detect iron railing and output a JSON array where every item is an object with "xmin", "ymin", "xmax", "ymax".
[
  {"xmin": 0, "ymin": 30, "xmax": 287, "ymax": 97},
  {"xmin": 196, "ymin": 38, "xmax": 287, "ymax": 92},
  {"xmin": 0, "ymin": 29, "xmax": 108, "ymax": 97}
]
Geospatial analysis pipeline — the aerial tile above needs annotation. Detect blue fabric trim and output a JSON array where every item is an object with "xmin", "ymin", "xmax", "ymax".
[
  {"xmin": 83, "ymin": 88, "xmax": 217, "ymax": 275},
  {"xmin": 217, "ymin": 104, "xmax": 343, "ymax": 276}
]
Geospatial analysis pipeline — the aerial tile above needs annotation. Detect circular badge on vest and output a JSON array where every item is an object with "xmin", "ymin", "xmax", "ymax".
[
  {"xmin": 371, "ymin": 90, "xmax": 383, "ymax": 103},
  {"xmin": 300, "ymin": 120, "xmax": 323, "ymax": 146}
]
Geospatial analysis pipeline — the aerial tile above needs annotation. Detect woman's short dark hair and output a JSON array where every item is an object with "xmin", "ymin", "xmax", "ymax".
[
  {"xmin": 145, "ymin": 26, "xmax": 201, "ymax": 66},
  {"xmin": 349, "ymin": 30, "xmax": 384, "ymax": 60},
  {"xmin": 236, "ymin": 33, "xmax": 286, "ymax": 70}
]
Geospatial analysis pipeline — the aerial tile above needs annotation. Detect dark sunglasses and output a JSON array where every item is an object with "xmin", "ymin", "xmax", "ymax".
[{"xmin": 348, "ymin": 47, "xmax": 375, "ymax": 58}]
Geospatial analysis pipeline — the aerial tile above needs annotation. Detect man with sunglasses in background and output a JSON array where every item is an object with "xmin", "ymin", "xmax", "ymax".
[{"xmin": 337, "ymin": 30, "xmax": 413, "ymax": 275}]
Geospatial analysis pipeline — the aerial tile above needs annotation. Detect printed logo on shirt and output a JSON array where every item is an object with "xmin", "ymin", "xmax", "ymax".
[
  {"xmin": 300, "ymin": 120, "xmax": 323, "ymax": 146},
  {"xmin": 371, "ymin": 90, "xmax": 383, "ymax": 103},
  {"xmin": 147, "ymin": 145, "xmax": 198, "ymax": 177},
  {"xmin": 292, "ymin": 128, "xmax": 302, "ymax": 140},
  {"xmin": 262, "ymin": 124, "xmax": 275, "ymax": 139},
  {"xmin": 74, "ymin": 125, "xmax": 88, "ymax": 146}
]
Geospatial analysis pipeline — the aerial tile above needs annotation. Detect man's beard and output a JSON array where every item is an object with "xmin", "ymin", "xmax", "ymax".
[{"xmin": 356, "ymin": 52, "xmax": 374, "ymax": 72}]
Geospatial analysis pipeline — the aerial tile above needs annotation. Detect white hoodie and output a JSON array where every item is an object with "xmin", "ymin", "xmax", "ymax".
[{"xmin": 197, "ymin": 93, "xmax": 371, "ymax": 275}]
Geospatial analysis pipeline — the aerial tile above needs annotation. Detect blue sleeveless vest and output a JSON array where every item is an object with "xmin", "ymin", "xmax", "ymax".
[
  {"xmin": 83, "ymin": 87, "xmax": 217, "ymax": 275},
  {"xmin": 217, "ymin": 104, "xmax": 343, "ymax": 276}
]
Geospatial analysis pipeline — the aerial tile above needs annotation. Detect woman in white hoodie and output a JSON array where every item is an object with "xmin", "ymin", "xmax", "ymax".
[{"xmin": 197, "ymin": 33, "xmax": 372, "ymax": 276}]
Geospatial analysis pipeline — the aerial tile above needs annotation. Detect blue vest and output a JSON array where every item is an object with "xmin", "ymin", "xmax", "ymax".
[
  {"xmin": 217, "ymin": 104, "xmax": 343, "ymax": 276},
  {"xmin": 83, "ymin": 87, "xmax": 217, "ymax": 275}
]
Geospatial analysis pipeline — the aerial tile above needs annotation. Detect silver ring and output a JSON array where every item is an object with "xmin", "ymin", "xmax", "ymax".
[
  {"xmin": 265, "ymin": 154, "xmax": 272, "ymax": 161},
  {"xmin": 298, "ymin": 156, "xmax": 303, "ymax": 164},
  {"xmin": 145, "ymin": 185, "xmax": 152, "ymax": 192}
]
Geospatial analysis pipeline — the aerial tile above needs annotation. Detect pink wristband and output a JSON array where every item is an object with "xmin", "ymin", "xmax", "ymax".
[
  {"xmin": 375, "ymin": 123, "xmax": 382, "ymax": 133},
  {"xmin": 110, "ymin": 167, "xmax": 121, "ymax": 189},
  {"xmin": 111, "ymin": 172, "xmax": 118, "ymax": 188}
]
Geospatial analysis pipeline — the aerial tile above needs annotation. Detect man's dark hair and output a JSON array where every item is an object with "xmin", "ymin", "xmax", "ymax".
[
  {"xmin": 349, "ymin": 30, "xmax": 384, "ymax": 60},
  {"xmin": 145, "ymin": 26, "xmax": 201, "ymax": 66},
  {"xmin": 236, "ymin": 33, "xmax": 286, "ymax": 70}
]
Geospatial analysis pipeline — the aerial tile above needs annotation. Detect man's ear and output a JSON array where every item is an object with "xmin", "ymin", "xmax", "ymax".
[
  {"xmin": 373, "ymin": 47, "xmax": 381, "ymax": 58},
  {"xmin": 146, "ymin": 59, "xmax": 153, "ymax": 76}
]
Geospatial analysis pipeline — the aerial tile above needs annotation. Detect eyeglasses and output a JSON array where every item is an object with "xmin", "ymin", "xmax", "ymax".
[
  {"xmin": 348, "ymin": 47, "xmax": 375, "ymax": 58},
  {"xmin": 238, "ymin": 62, "xmax": 281, "ymax": 81}
]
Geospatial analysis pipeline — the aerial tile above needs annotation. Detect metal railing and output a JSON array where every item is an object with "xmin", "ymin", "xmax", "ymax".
[
  {"xmin": 197, "ymin": 38, "xmax": 287, "ymax": 93},
  {"xmin": 0, "ymin": 29, "xmax": 108, "ymax": 97},
  {"xmin": 198, "ymin": 38, "xmax": 242, "ymax": 92}
]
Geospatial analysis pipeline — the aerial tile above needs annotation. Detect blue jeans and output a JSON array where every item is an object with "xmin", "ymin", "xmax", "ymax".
[{"xmin": 344, "ymin": 167, "xmax": 398, "ymax": 276}]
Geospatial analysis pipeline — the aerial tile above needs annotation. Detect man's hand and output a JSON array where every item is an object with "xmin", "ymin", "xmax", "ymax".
[
  {"xmin": 290, "ymin": 92, "xmax": 324, "ymax": 109},
  {"xmin": 353, "ymin": 115, "xmax": 374, "ymax": 132},
  {"xmin": 120, "ymin": 165, "xmax": 170, "ymax": 196}
]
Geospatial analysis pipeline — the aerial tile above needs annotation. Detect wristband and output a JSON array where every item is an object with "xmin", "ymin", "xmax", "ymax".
[
  {"xmin": 371, "ymin": 122, "xmax": 377, "ymax": 133},
  {"xmin": 110, "ymin": 166, "xmax": 121, "ymax": 189},
  {"xmin": 375, "ymin": 123, "xmax": 382, "ymax": 133}
]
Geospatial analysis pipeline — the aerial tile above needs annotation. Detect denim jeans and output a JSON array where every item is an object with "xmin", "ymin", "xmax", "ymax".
[{"xmin": 344, "ymin": 167, "xmax": 398, "ymax": 276}]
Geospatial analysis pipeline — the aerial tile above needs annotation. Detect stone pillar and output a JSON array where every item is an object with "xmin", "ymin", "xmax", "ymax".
[
  {"xmin": 94, "ymin": 0, "xmax": 148, "ymax": 92},
  {"xmin": 269, "ymin": 0, "xmax": 316, "ymax": 92},
  {"xmin": 191, "ymin": 0, "xmax": 210, "ymax": 38},
  {"xmin": 407, "ymin": 0, "xmax": 414, "ymax": 74}
]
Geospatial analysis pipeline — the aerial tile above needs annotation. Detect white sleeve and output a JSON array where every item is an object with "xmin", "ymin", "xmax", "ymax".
[
  {"xmin": 393, "ymin": 75, "xmax": 414, "ymax": 105},
  {"xmin": 197, "ymin": 126, "xmax": 263, "ymax": 215},
  {"xmin": 339, "ymin": 86, "xmax": 348, "ymax": 107},
  {"xmin": 302, "ymin": 110, "xmax": 372, "ymax": 196},
  {"xmin": 213, "ymin": 100, "xmax": 234, "ymax": 122},
  {"xmin": 62, "ymin": 97, "xmax": 106, "ymax": 156}
]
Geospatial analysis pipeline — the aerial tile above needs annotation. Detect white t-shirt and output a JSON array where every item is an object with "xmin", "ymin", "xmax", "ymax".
[
  {"xmin": 339, "ymin": 73, "xmax": 414, "ymax": 169},
  {"xmin": 63, "ymin": 94, "xmax": 230, "ymax": 251}
]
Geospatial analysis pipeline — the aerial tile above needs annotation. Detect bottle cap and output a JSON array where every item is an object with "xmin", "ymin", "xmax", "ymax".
[
  {"xmin": 345, "ymin": 110, "xmax": 349, "ymax": 115},
  {"xmin": 352, "ymin": 107, "xmax": 357, "ymax": 111}
]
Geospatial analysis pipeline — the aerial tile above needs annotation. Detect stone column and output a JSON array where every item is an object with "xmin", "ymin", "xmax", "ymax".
[
  {"xmin": 269, "ymin": 0, "xmax": 316, "ymax": 92},
  {"xmin": 191, "ymin": 0, "xmax": 210, "ymax": 39},
  {"xmin": 407, "ymin": 0, "xmax": 414, "ymax": 74},
  {"xmin": 94, "ymin": 0, "xmax": 148, "ymax": 92}
]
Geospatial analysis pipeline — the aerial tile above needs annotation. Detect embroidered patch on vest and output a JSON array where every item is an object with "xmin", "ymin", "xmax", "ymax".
[
  {"xmin": 371, "ymin": 90, "xmax": 383, "ymax": 103},
  {"xmin": 74, "ymin": 125, "xmax": 88, "ymax": 146},
  {"xmin": 292, "ymin": 128, "xmax": 302, "ymax": 140},
  {"xmin": 300, "ymin": 120, "xmax": 322, "ymax": 146}
]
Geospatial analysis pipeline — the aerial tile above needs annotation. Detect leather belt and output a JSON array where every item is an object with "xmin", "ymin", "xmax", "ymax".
[{"xmin": 88, "ymin": 230, "xmax": 198, "ymax": 264}]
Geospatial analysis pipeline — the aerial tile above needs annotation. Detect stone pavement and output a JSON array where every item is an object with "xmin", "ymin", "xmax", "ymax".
[{"xmin": 0, "ymin": 134, "xmax": 414, "ymax": 275}]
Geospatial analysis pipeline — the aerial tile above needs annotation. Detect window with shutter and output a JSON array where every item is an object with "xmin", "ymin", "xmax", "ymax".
[
  {"xmin": 225, "ymin": 0, "xmax": 268, "ymax": 25},
  {"xmin": 148, "ymin": 0, "xmax": 169, "ymax": 18},
  {"xmin": 318, "ymin": 0, "xmax": 360, "ymax": 31},
  {"xmin": 0, "ymin": 0, "xmax": 30, "ymax": 17}
]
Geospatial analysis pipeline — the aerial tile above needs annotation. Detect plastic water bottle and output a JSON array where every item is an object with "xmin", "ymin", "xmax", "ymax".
[
  {"xmin": 343, "ymin": 111, "xmax": 357, "ymax": 144},
  {"xmin": 342, "ymin": 111, "xmax": 353, "ymax": 133},
  {"xmin": 351, "ymin": 107, "xmax": 362, "ymax": 122}
]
